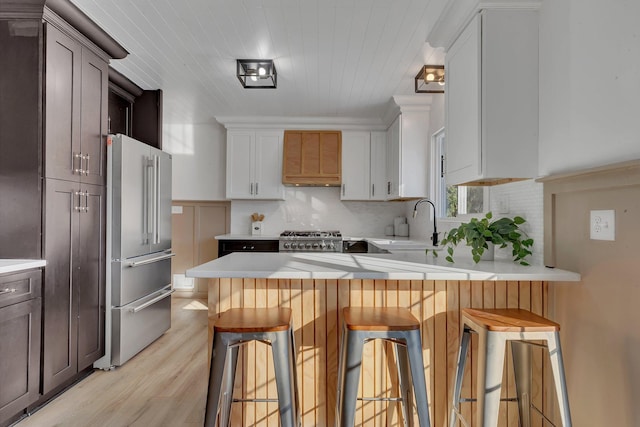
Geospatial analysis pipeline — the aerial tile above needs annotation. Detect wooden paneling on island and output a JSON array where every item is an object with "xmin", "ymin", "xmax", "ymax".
[{"xmin": 208, "ymin": 278, "xmax": 549, "ymax": 427}]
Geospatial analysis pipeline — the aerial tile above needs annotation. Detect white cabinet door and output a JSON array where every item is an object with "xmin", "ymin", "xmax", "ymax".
[
  {"xmin": 226, "ymin": 130, "xmax": 285, "ymax": 200},
  {"xmin": 386, "ymin": 115, "xmax": 401, "ymax": 199},
  {"xmin": 341, "ymin": 131, "xmax": 370, "ymax": 200},
  {"xmin": 445, "ymin": 10, "xmax": 538, "ymax": 186},
  {"xmin": 254, "ymin": 132, "xmax": 285, "ymax": 200},
  {"xmin": 369, "ymin": 131, "xmax": 387, "ymax": 200},
  {"xmin": 445, "ymin": 14, "xmax": 481, "ymax": 185},
  {"xmin": 226, "ymin": 131, "xmax": 254, "ymax": 199}
]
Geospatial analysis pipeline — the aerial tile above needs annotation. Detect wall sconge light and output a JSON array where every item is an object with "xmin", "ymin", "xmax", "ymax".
[
  {"xmin": 415, "ymin": 65, "xmax": 445, "ymax": 93},
  {"xmin": 237, "ymin": 59, "xmax": 277, "ymax": 89}
]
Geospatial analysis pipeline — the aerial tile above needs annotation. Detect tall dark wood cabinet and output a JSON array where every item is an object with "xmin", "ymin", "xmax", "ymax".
[
  {"xmin": 0, "ymin": 0, "xmax": 127, "ymax": 423},
  {"xmin": 42, "ymin": 180, "xmax": 105, "ymax": 393},
  {"xmin": 41, "ymin": 19, "xmax": 109, "ymax": 395}
]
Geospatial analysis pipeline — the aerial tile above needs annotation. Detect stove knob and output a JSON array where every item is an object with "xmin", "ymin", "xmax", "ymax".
[
  {"xmin": 328, "ymin": 242, "xmax": 335, "ymax": 250},
  {"xmin": 305, "ymin": 243, "xmax": 312, "ymax": 249},
  {"xmin": 283, "ymin": 242, "xmax": 290, "ymax": 249},
  {"xmin": 312, "ymin": 243, "xmax": 319, "ymax": 249},
  {"xmin": 290, "ymin": 243, "xmax": 297, "ymax": 249},
  {"xmin": 320, "ymin": 242, "xmax": 327, "ymax": 249}
]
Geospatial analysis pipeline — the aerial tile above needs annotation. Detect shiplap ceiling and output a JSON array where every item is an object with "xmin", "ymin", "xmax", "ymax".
[{"xmin": 70, "ymin": 0, "xmax": 443, "ymax": 124}]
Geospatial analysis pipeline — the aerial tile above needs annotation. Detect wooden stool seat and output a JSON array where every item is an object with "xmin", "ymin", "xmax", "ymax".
[
  {"xmin": 462, "ymin": 308, "xmax": 560, "ymax": 332},
  {"xmin": 214, "ymin": 308, "xmax": 292, "ymax": 333},
  {"xmin": 343, "ymin": 307, "xmax": 421, "ymax": 331}
]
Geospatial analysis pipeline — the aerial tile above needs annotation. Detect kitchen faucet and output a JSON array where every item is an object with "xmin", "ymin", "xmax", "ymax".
[{"xmin": 412, "ymin": 199, "xmax": 439, "ymax": 246}]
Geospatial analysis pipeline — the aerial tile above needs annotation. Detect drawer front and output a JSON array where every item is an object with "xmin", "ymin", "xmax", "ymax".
[
  {"xmin": 112, "ymin": 253, "xmax": 171, "ymax": 307},
  {"xmin": 218, "ymin": 240, "xmax": 279, "ymax": 257},
  {"xmin": 111, "ymin": 287, "xmax": 172, "ymax": 366},
  {"xmin": 0, "ymin": 269, "xmax": 42, "ymax": 309}
]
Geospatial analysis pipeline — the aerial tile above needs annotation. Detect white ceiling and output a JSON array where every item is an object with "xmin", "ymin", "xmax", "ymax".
[{"xmin": 70, "ymin": 0, "xmax": 443, "ymax": 125}]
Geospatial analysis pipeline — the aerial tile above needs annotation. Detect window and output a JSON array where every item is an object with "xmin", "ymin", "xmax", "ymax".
[{"xmin": 431, "ymin": 128, "xmax": 487, "ymax": 218}]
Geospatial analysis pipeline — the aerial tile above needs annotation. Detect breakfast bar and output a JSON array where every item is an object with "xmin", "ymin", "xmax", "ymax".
[{"xmin": 187, "ymin": 253, "xmax": 580, "ymax": 427}]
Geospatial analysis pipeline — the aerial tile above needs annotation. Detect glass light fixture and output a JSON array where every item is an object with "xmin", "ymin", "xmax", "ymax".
[
  {"xmin": 237, "ymin": 59, "xmax": 277, "ymax": 89},
  {"xmin": 415, "ymin": 65, "xmax": 445, "ymax": 93}
]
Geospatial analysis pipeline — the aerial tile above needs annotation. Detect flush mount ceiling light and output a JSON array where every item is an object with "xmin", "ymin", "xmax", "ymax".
[
  {"xmin": 415, "ymin": 65, "xmax": 445, "ymax": 93},
  {"xmin": 236, "ymin": 59, "xmax": 277, "ymax": 89}
]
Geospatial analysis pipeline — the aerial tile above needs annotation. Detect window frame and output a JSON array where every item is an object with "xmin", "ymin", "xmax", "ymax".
[{"xmin": 430, "ymin": 127, "xmax": 489, "ymax": 220}]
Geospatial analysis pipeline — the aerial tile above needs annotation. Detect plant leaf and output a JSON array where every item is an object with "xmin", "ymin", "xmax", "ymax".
[{"xmin": 513, "ymin": 216, "xmax": 526, "ymax": 225}]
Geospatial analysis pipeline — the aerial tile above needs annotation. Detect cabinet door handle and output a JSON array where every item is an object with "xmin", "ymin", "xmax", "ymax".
[
  {"xmin": 372, "ymin": 183, "xmax": 375, "ymax": 197},
  {"xmin": 250, "ymin": 182, "xmax": 254, "ymax": 195},
  {"xmin": 74, "ymin": 191, "xmax": 82, "ymax": 211},
  {"xmin": 0, "ymin": 288, "xmax": 16, "ymax": 295},
  {"xmin": 342, "ymin": 184, "xmax": 345, "ymax": 196},
  {"xmin": 73, "ymin": 152, "xmax": 85, "ymax": 175},
  {"xmin": 84, "ymin": 191, "xmax": 89, "ymax": 213},
  {"xmin": 84, "ymin": 154, "xmax": 91, "ymax": 176},
  {"xmin": 255, "ymin": 182, "xmax": 259, "ymax": 195},
  {"xmin": 387, "ymin": 181, "xmax": 391, "ymax": 195},
  {"xmin": 441, "ymin": 155, "xmax": 445, "ymax": 178}
]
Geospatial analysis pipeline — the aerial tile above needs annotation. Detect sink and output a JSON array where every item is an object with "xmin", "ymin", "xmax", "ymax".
[{"xmin": 367, "ymin": 239, "xmax": 442, "ymax": 251}]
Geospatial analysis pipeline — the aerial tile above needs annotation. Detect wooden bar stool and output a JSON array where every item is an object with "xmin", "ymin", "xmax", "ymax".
[
  {"xmin": 450, "ymin": 308, "xmax": 572, "ymax": 427},
  {"xmin": 205, "ymin": 308, "xmax": 300, "ymax": 427},
  {"xmin": 336, "ymin": 307, "xmax": 431, "ymax": 427}
]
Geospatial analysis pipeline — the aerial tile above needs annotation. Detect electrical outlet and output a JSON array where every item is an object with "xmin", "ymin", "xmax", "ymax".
[{"xmin": 590, "ymin": 210, "xmax": 615, "ymax": 241}]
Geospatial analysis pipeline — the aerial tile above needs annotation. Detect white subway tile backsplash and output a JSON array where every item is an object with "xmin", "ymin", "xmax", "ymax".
[
  {"xmin": 231, "ymin": 187, "xmax": 407, "ymax": 237},
  {"xmin": 489, "ymin": 179, "xmax": 544, "ymax": 265}
]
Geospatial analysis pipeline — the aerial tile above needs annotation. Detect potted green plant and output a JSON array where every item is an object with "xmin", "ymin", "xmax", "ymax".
[{"xmin": 429, "ymin": 212, "xmax": 534, "ymax": 265}]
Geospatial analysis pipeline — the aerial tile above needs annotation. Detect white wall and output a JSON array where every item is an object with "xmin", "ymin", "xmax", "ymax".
[
  {"xmin": 538, "ymin": 1, "xmax": 640, "ymax": 424},
  {"xmin": 163, "ymin": 122, "xmax": 226, "ymax": 200},
  {"xmin": 539, "ymin": 0, "xmax": 640, "ymax": 176}
]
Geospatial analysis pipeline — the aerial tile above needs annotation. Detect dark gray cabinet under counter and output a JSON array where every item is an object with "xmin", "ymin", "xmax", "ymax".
[
  {"xmin": 218, "ymin": 239, "xmax": 279, "ymax": 257},
  {"xmin": 0, "ymin": 269, "xmax": 42, "ymax": 427}
]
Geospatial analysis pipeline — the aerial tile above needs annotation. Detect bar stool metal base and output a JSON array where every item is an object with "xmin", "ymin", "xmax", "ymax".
[
  {"xmin": 450, "ymin": 309, "xmax": 572, "ymax": 427},
  {"xmin": 336, "ymin": 308, "xmax": 431, "ymax": 427},
  {"xmin": 205, "ymin": 311, "xmax": 300, "ymax": 427}
]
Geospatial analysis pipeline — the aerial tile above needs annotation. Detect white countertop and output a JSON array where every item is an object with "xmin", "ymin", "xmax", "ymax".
[
  {"xmin": 186, "ymin": 252, "xmax": 580, "ymax": 281},
  {"xmin": 216, "ymin": 234, "xmax": 280, "ymax": 240},
  {"xmin": 0, "ymin": 259, "xmax": 46, "ymax": 275}
]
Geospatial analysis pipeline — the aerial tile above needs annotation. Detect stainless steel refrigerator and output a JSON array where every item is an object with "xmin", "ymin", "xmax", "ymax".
[{"xmin": 94, "ymin": 134, "xmax": 174, "ymax": 369}]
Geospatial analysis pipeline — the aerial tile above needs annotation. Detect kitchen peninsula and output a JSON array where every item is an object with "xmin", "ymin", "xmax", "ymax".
[{"xmin": 187, "ymin": 252, "xmax": 579, "ymax": 427}]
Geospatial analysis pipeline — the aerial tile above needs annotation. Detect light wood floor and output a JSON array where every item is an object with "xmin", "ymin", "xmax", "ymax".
[{"xmin": 18, "ymin": 297, "xmax": 208, "ymax": 427}]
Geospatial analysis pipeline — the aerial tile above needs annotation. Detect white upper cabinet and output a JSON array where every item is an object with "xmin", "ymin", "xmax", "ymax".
[
  {"xmin": 385, "ymin": 110, "xmax": 429, "ymax": 200},
  {"xmin": 445, "ymin": 9, "xmax": 539, "ymax": 186},
  {"xmin": 369, "ymin": 131, "xmax": 387, "ymax": 200},
  {"xmin": 341, "ymin": 131, "xmax": 388, "ymax": 201},
  {"xmin": 341, "ymin": 131, "xmax": 371, "ymax": 200},
  {"xmin": 226, "ymin": 130, "xmax": 285, "ymax": 200}
]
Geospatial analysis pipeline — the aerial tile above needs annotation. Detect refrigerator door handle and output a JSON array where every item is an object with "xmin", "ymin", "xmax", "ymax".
[
  {"xmin": 129, "ymin": 288, "xmax": 175, "ymax": 313},
  {"xmin": 153, "ymin": 155, "xmax": 160, "ymax": 245},
  {"xmin": 144, "ymin": 156, "xmax": 154, "ymax": 244},
  {"xmin": 128, "ymin": 251, "xmax": 175, "ymax": 267}
]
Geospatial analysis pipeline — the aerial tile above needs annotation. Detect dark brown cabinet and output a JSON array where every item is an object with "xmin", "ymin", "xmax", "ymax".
[
  {"xmin": 45, "ymin": 24, "xmax": 108, "ymax": 186},
  {"xmin": 108, "ymin": 67, "xmax": 163, "ymax": 149},
  {"xmin": 218, "ymin": 239, "xmax": 279, "ymax": 257},
  {"xmin": 42, "ymin": 180, "xmax": 105, "ymax": 393},
  {"xmin": 0, "ymin": 270, "xmax": 42, "ymax": 426},
  {"xmin": 0, "ymin": 1, "xmax": 126, "ymax": 418}
]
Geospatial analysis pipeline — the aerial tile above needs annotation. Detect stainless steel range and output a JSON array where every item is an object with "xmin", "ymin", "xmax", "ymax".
[{"xmin": 279, "ymin": 230, "xmax": 343, "ymax": 252}]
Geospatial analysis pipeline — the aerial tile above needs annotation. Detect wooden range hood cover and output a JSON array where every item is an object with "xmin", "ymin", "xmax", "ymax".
[{"xmin": 282, "ymin": 130, "xmax": 342, "ymax": 186}]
